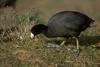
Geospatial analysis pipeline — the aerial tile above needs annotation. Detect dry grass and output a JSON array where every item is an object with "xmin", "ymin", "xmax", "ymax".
[{"xmin": 0, "ymin": 0, "xmax": 100, "ymax": 67}]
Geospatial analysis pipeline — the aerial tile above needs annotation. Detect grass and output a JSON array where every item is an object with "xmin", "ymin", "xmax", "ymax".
[
  {"xmin": 0, "ymin": 0, "xmax": 100, "ymax": 67},
  {"xmin": 0, "ymin": 12, "xmax": 100, "ymax": 67}
]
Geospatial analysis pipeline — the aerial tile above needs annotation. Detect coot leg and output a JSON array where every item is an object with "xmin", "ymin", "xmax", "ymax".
[
  {"xmin": 75, "ymin": 37, "xmax": 79, "ymax": 49},
  {"xmin": 60, "ymin": 40, "xmax": 66, "ymax": 46},
  {"xmin": 72, "ymin": 37, "xmax": 80, "ymax": 56}
]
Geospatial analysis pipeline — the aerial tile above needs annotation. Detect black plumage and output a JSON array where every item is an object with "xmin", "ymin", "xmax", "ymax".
[
  {"xmin": 31, "ymin": 11, "xmax": 94, "ymax": 50},
  {"xmin": 31, "ymin": 11, "xmax": 94, "ymax": 37},
  {"xmin": 0, "ymin": 0, "xmax": 17, "ymax": 9}
]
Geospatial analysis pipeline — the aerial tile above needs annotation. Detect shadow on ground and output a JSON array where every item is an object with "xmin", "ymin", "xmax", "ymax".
[{"xmin": 47, "ymin": 35, "xmax": 100, "ymax": 49}]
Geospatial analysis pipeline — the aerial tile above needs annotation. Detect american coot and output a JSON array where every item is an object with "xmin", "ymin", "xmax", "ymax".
[
  {"xmin": 0, "ymin": 0, "xmax": 17, "ymax": 9},
  {"xmin": 31, "ymin": 11, "xmax": 94, "ymax": 50}
]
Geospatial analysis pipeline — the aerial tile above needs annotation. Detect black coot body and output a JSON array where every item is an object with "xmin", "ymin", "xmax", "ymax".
[
  {"xmin": 31, "ymin": 11, "xmax": 94, "ymax": 52},
  {"xmin": 31, "ymin": 11, "xmax": 94, "ymax": 38},
  {"xmin": 0, "ymin": 0, "xmax": 17, "ymax": 9}
]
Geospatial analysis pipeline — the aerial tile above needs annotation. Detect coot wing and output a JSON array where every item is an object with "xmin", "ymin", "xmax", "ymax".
[{"xmin": 47, "ymin": 11, "xmax": 94, "ymax": 37}]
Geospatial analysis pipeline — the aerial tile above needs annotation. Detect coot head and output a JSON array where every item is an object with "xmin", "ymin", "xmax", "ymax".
[{"xmin": 30, "ymin": 24, "xmax": 48, "ymax": 38}]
